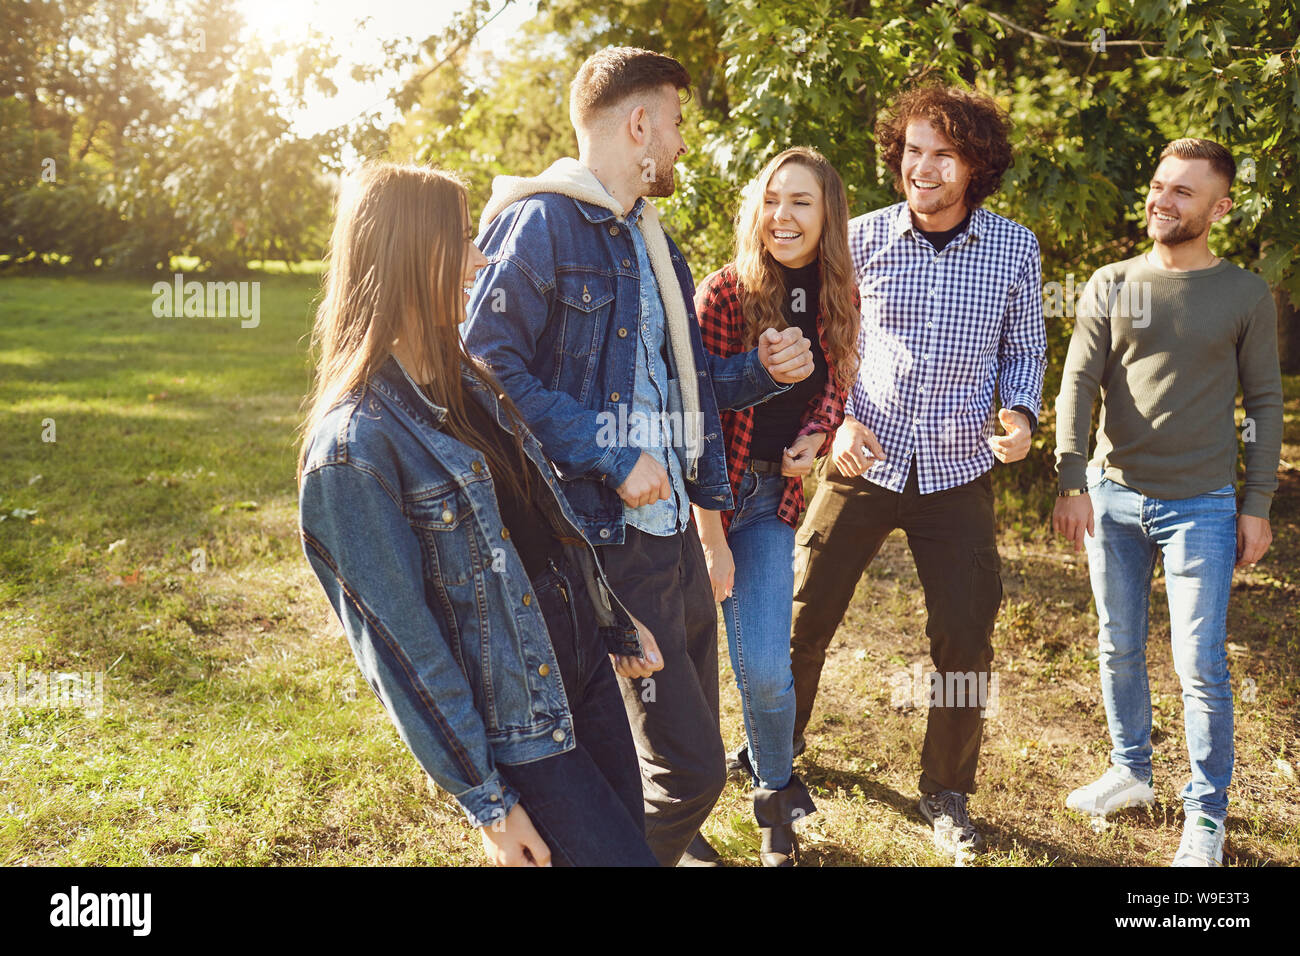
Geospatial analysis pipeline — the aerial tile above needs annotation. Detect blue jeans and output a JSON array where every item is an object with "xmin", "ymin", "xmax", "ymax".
[
  {"xmin": 723, "ymin": 469, "xmax": 797, "ymax": 791},
  {"xmin": 1083, "ymin": 467, "xmax": 1237, "ymax": 820}
]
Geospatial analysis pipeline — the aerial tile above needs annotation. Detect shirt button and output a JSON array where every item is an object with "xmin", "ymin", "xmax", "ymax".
[
  {"xmin": 610, "ymin": 392, "xmax": 620, "ymax": 402},
  {"xmin": 552, "ymin": 729, "xmax": 566, "ymax": 743},
  {"xmin": 609, "ymin": 226, "xmax": 619, "ymax": 236},
  {"xmin": 522, "ymin": 593, "xmax": 532, "ymax": 606},
  {"xmin": 470, "ymin": 460, "xmax": 482, "ymax": 473},
  {"xmin": 618, "ymin": 327, "xmax": 628, "ymax": 337},
  {"xmin": 500, "ymin": 528, "xmax": 510, "ymax": 540},
  {"xmin": 929, "ymin": 287, "xmax": 937, "ymax": 296},
  {"xmin": 622, "ymin": 258, "xmax": 631, "ymax": 267},
  {"xmin": 927, "ymin": 322, "xmax": 934, "ymax": 328},
  {"xmin": 538, "ymin": 663, "xmax": 550, "ymax": 676},
  {"xmin": 441, "ymin": 509, "xmax": 453, "ymax": 523}
]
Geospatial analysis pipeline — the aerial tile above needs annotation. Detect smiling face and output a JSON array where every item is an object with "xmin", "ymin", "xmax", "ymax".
[
  {"xmin": 760, "ymin": 160, "xmax": 825, "ymax": 269},
  {"xmin": 1145, "ymin": 156, "xmax": 1231, "ymax": 247},
  {"xmin": 900, "ymin": 118, "xmax": 972, "ymax": 226}
]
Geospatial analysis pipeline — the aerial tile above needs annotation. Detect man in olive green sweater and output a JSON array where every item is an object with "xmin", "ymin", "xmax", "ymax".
[{"xmin": 1052, "ymin": 138, "xmax": 1282, "ymax": 867}]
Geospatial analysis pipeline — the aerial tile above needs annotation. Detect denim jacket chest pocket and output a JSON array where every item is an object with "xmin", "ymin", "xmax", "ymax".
[
  {"xmin": 404, "ymin": 472, "xmax": 568, "ymax": 738},
  {"xmin": 554, "ymin": 272, "xmax": 615, "ymax": 403}
]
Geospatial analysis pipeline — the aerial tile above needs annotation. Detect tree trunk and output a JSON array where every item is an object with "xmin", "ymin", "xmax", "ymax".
[{"xmin": 1276, "ymin": 286, "xmax": 1300, "ymax": 374}]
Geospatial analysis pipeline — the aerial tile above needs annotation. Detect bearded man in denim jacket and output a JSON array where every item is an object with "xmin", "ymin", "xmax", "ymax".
[{"xmin": 465, "ymin": 47, "xmax": 814, "ymax": 866}]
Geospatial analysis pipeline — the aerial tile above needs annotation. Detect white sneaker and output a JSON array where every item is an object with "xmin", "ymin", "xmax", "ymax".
[
  {"xmin": 1172, "ymin": 815, "xmax": 1225, "ymax": 867},
  {"xmin": 1066, "ymin": 765, "xmax": 1155, "ymax": 817}
]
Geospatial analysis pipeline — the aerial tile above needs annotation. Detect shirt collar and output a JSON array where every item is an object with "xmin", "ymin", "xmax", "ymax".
[{"xmin": 892, "ymin": 201, "xmax": 986, "ymax": 246}]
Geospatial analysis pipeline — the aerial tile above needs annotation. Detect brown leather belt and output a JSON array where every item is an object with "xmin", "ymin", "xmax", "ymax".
[{"xmin": 747, "ymin": 458, "xmax": 784, "ymax": 475}]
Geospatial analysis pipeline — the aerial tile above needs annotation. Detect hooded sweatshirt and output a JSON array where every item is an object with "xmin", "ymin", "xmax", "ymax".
[{"xmin": 479, "ymin": 158, "xmax": 703, "ymax": 476}]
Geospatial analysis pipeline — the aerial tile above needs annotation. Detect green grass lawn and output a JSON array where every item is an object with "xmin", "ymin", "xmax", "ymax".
[{"xmin": 2, "ymin": 273, "xmax": 1297, "ymax": 866}]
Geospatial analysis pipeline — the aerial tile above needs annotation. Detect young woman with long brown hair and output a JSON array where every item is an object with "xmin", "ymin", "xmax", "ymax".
[
  {"xmin": 693, "ymin": 146, "xmax": 860, "ymax": 866},
  {"xmin": 297, "ymin": 161, "xmax": 658, "ymax": 866}
]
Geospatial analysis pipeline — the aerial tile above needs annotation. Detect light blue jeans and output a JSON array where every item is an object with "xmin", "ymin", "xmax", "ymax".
[
  {"xmin": 1083, "ymin": 466, "xmax": 1237, "ymax": 819},
  {"xmin": 723, "ymin": 469, "xmax": 797, "ymax": 791}
]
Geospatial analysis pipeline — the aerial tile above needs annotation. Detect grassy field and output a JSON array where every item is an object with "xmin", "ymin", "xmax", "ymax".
[{"xmin": 2, "ymin": 273, "xmax": 1297, "ymax": 866}]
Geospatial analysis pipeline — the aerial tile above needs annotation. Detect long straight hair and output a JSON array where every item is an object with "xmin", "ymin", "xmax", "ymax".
[
  {"xmin": 298, "ymin": 161, "xmax": 533, "ymax": 505},
  {"xmin": 733, "ymin": 147, "xmax": 860, "ymax": 389}
]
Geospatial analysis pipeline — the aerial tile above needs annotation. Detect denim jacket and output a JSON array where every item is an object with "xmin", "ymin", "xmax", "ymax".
[
  {"xmin": 298, "ymin": 355, "xmax": 641, "ymax": 829},
  {"xmin": 464, "ymin": 164, "xmax": 787, "ymax": 545}
]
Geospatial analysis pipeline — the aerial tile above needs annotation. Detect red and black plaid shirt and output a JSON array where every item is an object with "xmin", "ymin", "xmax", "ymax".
[{"xmin": 695, "ymin": 263, "xmax": 850, "ymax": 534}]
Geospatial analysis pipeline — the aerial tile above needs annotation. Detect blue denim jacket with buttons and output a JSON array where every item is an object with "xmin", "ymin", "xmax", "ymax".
[
  {"xmin": 464, "ymin": 190, "xmax": 786, "ymax": 546},
  {"xmin": 298, "ymin": 355, "xmax": 641, "ymax": 829}
]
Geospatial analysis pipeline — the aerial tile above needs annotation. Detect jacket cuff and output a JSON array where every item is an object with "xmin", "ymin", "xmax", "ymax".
[
  {"xmin": 748, "ymin": 349, "xmax": 792, "ymax": 402},
  {"xmin": 595, "ymin": 443, "xmax": 641, "ymax": 491},
  {"xmin": 1240, "ymin": 490, "xmax": 1273, "ymax": 520},
  {"xmin": 600, "ymin": 623, "xmax": 643, "ymax": 657},
  {"xmin": 1056, "ymin": 453, "xmax": 1088, "ymax": 492},
  {"xmin": 455, "ymin": 772, "xmax": 521, "ymax": 829}
]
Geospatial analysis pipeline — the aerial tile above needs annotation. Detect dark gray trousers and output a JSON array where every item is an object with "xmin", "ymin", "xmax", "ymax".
[{"xmin": 597, "ymin": 515, "xmax": 727, "ymax": 866}]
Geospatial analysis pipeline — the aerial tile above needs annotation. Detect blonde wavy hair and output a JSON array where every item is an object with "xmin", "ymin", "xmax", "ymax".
[{"xmin": 734, "ymin": 147, "xmax": 859, "ymax": 389}]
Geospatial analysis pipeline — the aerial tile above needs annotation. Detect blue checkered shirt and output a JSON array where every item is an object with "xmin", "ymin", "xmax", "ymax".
[{"xmin": 845, "ymin": 202, "xmax": 1046, "ymax": 494}]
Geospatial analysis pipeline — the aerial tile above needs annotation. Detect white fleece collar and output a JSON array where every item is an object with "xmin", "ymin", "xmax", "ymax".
[{"xmin": 480, "ymin": 158, "xmax": 703, "ymax": 476}]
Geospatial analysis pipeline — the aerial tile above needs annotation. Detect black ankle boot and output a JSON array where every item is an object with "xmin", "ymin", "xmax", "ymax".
[
  {"xmin": 753, "ymin": 775, "xmax": 816, "ymax": 867},
  {"xmin": 760, "ymin": 820, "xmax": 798, "ymax": 867}
]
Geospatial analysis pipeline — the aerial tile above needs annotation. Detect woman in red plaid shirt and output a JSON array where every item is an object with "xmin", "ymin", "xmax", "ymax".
[{"xmin": 693, "ymin": 147, "xmax": 860, "ymax": 866}]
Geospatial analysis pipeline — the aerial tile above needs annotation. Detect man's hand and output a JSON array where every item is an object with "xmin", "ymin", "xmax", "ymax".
[
  {"xmin": 831, "ymin": 417, "xmax": 886, "ymax": 477},
  {"xmin": 781, "ymin": 433, "xmax": 824, "ymax": 477},
  {"xmin": 1052, "ymin": 493, "xmax": 1094, "ymax": 553},
  {"xmin": 610, "ymin": 612, "xmax": 664, "ymax": 679},
  {"xmin": 988, "ymin": 408, "xmax": 1031, "ymax": 463},
  {"xmin": 1236, "ymin": 514, "xmax": 1272, "ymax": 568},
  {"xmin": 757, "ymin": 327, "xmax": 813, "ymax": 384},
  {"xmin": 480, "ymin": 803, "xmax": 551, "ymax": 867},
  {"xmin": 615, "ymin": 451, "xmax": 671, "ymax": 509}
]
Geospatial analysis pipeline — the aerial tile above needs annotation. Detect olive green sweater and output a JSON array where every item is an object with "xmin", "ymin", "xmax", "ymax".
[{"xmin": 1055, "ymin": 254, "xmax": 1282, "ymax": 519}]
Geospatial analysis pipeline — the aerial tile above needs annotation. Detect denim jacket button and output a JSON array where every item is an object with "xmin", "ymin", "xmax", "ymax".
[
  {"xmin": 617, "ymin": 327, "xmax": 628, "ymax": 337},
  {"xmin": 441, "ymin": 509, "xmax": 453, "ymax": 523},
  {"xmin": 552, "ymin": 729, "xmax": 566, "ymax": 743},
  {"xmin": 538, "ymin": 663, "xmax": 550, "ymax": 677},
  {"xmin": 608, "ymin": 226, "xmax": 619, "ymax": 236},
  {"xmin": 500, "ymin": 528, "xmax": 510, "ymax": 540},
  {"xmin": 599, "ymin": 529, "xmax": 611, "ymax": 539},
  {"xmin": 522, "ymin": 593, "xmax": 532, "ymax": 606},
  {"xmin": 609, "ymin": 392, "xmax": 620, "ymax": 402},
  {"xmin": 488, "ymin": 793, "xmax": 500, "ymax": 802},
  {"xmin": 622, "ymin": 258, "xmax": 631, "ymax": 267},
  {"xmin": 471, "ymin": 460, "xmax": 482, "ymax": 473}
]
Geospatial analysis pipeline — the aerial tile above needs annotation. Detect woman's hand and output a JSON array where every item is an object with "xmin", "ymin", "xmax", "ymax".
[
  {"xmin": 701, "ymin": 536, "xmax": 735, "ymax": 603},
  {"xmin": 610, "ymin": 611, "xmax": 664, "ymax": 679},
  {"xmin": 692, "ymin": 505, "xmax": 734, "ymax": 602},
  {"xmin": 480, "ymin": 802, "xmax": 551, "ymax": 866},
  {"xmin": 781, "ymin": 433, "xmax": 825, "ymax": 477}
]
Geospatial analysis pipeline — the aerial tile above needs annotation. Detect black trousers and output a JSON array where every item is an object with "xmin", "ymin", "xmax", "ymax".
[
  {"xmin": 790, "ymin": 460, "xmax": 1002, "ymax": 795},
  {"xmin": 597, "ymin": 516, "xmax": 727, "ymax": 866},
  {"xmin": 496, "ymin": 555, "xmax": 657, "ymax": 866}
]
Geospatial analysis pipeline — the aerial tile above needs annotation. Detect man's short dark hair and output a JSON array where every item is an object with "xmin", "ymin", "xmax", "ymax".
[
  {"xmin": 569, "ymin": 47, "xmax": 692, "ymax": 129},
  {"xmin": 875, "ymin": 84, "xmax": 1013, "ymax": 208},
  {"xmin": 1158, "ymin": 138, "xmax": 1236, "ymax": 193}
]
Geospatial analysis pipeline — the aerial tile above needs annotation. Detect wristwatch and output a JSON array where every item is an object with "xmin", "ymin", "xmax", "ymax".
[{"xmin": 1058, "ymin": 488, "xmax": 1087, "ymax": 497}]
